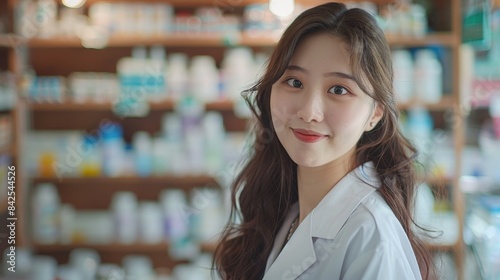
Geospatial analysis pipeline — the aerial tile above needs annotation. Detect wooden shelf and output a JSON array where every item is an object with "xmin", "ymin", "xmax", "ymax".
[
  {"xmin": 32, "ymin": 175, "xmax": 221, "ymax": 209},
  {"xmin": 33, "ymin": 241, "xmax": 217, "ymax": 253},
  {"xmin": 83, "ymin": 0, "xmax": 393, "ymax": 7},
  {"xmin": 425, "ymin": 242, "xmax": 456, "ymax": 252},
  {"xmin": 386, "ymin": 33, "xmax": 457, "ymax": 47},
  {"xmin": 28, "ymin": 32, "xmax": 457, "ymax": 48},
  {"xmin": 398, "ymin": 95, "xmax": 455, "ymax": 111},
  {"xmin": 32, "ymin": 175, "xmax": 219, "ymax": 187},
  {"xmin": 29, "ymin": 99, "xmax": 235, "ymax": 112},
  {"xmin": 0, "ymin": 34, "xmax": 25, "ymax": 48}
]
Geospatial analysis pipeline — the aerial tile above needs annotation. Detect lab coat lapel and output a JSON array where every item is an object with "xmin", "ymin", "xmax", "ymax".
[
  {"xmin": 266, "ymin": 203, "xmax": 300, "ymax": 270},
  {"xmin": 263, "ymin": 213, "xmax": 316, "ymax": 280},
  {"xmin": 263, "ymin": 162, "xmax": 380, "ymax": 279},
  {"xmin": 311, "ymin": 161, "xmax": 380, "ymax": 239}
]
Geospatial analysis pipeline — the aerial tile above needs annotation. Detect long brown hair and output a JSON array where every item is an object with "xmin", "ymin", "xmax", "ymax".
[{"xmin": 214, "ymin": 3, "xmax": 436, "ymax": 279}]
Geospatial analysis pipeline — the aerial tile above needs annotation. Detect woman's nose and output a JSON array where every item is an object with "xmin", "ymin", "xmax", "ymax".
[{"xmin": 296, "ymin": 90, "xmax": 324, "ymax": 123}]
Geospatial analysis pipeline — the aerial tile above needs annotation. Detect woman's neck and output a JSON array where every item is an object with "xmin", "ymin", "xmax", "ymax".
[{"xmin": 297, "ymin": 149, "xmax": 356, "ymax": 223}]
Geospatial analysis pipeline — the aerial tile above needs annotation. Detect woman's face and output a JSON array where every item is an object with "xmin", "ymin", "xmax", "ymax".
[{"xmin": 270, "ymin": 33, "xmax": 383, "ymax": 168}]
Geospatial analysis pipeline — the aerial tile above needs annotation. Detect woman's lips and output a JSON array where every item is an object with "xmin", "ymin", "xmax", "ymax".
[{"xmin": 292, "ymin": 129, "xmax": 327, "ymax": 143}]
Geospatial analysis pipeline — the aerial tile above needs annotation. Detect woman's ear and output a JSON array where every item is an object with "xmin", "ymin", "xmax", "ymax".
[{"xmin": 365, "ymin": 103, "xmax": 384, "ymax": 131}]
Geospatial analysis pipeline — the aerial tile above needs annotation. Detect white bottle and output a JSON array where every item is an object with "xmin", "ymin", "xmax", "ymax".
[
  {"xmin": 59, "ymin": 204, "xmax": 75, "ymax": 244},
  {"xmin": 152, "ymin": 137, "xmax": 169, "ymax": 175},
  {"xmin": 189, "ymin": 55, "xmax": 220, "ymax": 102},
  {"xmin": 160, "ymin": 189, "xmax": 192, "ymax": 258},
  {"xmin": 410, "ymin": 4, "xmax": 427, "ymax": 37},
  {"xmin": 203, "ymin": 112, "xmax": 225, "ymax": 173},
  {"xmin": 132, "ymin": 131, "xmax": 152, "ymax": 177},
  {"xmin": 168, "ymin": 53, "xmax": 189, "ymax": 101},
  {"xmin": 138, "ymin": 202, "xmax": 164, "ymax": 244},
  {"xmin": 31, "ymin": 256, "xmax": 58, "ymax": 280},
  {"xmin": 111, "ymin": 192, "xmax": 139, "ymax": 244},
  {"xmin": 149, "ymin": 45, "xmax": 168, "ymax": 102},
  {"xmin": 32, "ymin": 183, "xmax": 60, "ymax": 244},
  {"xmin": 101, "ymin": 123, "xmax": 126, "ymax": 177},
  {"xmin": 222, "ymin": 48, "xmax": 257, "ymax": 100},
  {"xmin": 489, "ymin": 95, "xmax": 500, "ymax": 139},
  {"xmin": 392, "ymin": 49, "xmax": 414, "ymax": 103},
  {"xmin": 123, "ymin": 255, "xmax": 155, "ymax": 280},
  {"xmin": 413, "ymin": 49, "xmax": 443, "ymax": 103},
  {"xmin": 36, "ymin": 0, "xmax": 58, "ymax": 38}
]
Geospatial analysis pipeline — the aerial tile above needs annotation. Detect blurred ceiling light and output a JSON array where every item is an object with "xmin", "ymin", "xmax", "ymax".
[
  {"xmin": 62, "ymin": 0, "xmax": 87, "ymax": 9},
  {"xmin": 269, "ymin": 0, "xmax": 295, "ymax": 17}
]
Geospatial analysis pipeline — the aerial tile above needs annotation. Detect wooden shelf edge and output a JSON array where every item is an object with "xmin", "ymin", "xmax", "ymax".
[
  {"xmin": 424, "ymin": 242, "xmax": 456, "ymax": 252},
  {"xmin": 398, "ymin": 95, "xmax": 455, "ymax": 111},
  {"xmin": 33, "ymin": 241, "xmax": 218, "ymax": 253},
  {"xmin": 0, "ymin": 33, "xmax": 26, "ymax": 48},
  {"xmin": 29, "ymin": 99, "xmax": 236, "ymax": 112},
  {"xmin": 386, "ymin": 33, "xmax": 457, "ymax": 47},
  {"xmin": 28, "ymin": 32, "xmax": 457, "ymax": 48},
  {"xmin": 83, "ymin": 0, "xmax": 394, "ymax": 8},
  {"xmin": 31, "ymin": 175, "xmax": 220, "ymax": 186}
]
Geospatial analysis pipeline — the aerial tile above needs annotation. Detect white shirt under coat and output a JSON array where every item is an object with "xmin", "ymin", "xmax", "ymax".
[{"xmin": 263, "ymin": 161, "xmax": 422, "ymax": 280}]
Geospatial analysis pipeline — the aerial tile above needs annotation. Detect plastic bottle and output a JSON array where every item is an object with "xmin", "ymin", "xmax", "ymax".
[
  {"xmin": 123, "ymin": 255, "xmax": 155, "ymax": 280},
  {"xmin": 101, "ymin": 122, "xmax": 125, "ymax": 177},
  {"xmin": 489, "ymin": 95, "xmax": 500, "ymax": 139},
  {"xmin": 177, "ymin": 96, "xmax": 205, "ymax": 174},
  {"xmin": 149, "ymin": 45, "xmax": 168, "ymax": 102},
  {"xmin": 111, "ymin": 192, "xmax": 139, "ymax": 244},
  {"xmin": 32, "ymin": 183, "xmax": 60, "ymax": 244},
  {"xmin": 222, "ymin": 47, "xmax": 256, "ymax": 100},
  {"xmin": 139, "ymin": 201, "xmax": 164, "ymax": 244},
  {"xmin": 31, "ymin": 256, "xmax": 58, "ymax": 280},
  {"xmin": 413, "ymin": 49, "xmax": 443, "ymax": 103},
  {"xmin": 36, "ymin": 0, "xmax": 58, "ymax": 38},
  {"xmin": 80, "ymin": 135, "xmax": 102, "ymax": 177},
  {"xmin": 59, "ymin": 204, "xmax": 75, "ymax": 244},
  {"xmin": 160, "ymin": 189, "xmax": 197, "ymax": 260},
  {"xmin": 189, "ymin": 55, "xmax": 220, "ymax": 102},
  {"xmin": 414, "ymin": 183, "xmax": 435, "ymax": 229},
  {"xmin": 406, "ymin": 107, "xmax": 434, "ymax": 162},
  {"xmin": 132, "ymin": 131, "xmax": 153, "ymax": 177},
  {"xmin": 168, "ymin": 53, "xmax": 189, "ymax": 101},
  {"xmin": 203, "ymin": 112, "xmax": 225, "ymax": 173},
  {"xmin": 69, "ymin": 248, "xmax": 100, "ymax": 280},
  {"xmin": 152, "ymin": 137, "xmax": 169, "ymax": 175},
  {"xmin": 410, "ymin": 4, "xmax": 427, "ymax": 36},
  {"xmin": 392, "ymin": 49, "xmax": 414, "ymax": 103}
]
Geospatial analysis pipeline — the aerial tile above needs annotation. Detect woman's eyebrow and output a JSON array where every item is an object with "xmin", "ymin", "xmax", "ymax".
[{"xmin": 286, "ymin": 65, "xmax": 355, "ymax": 82}]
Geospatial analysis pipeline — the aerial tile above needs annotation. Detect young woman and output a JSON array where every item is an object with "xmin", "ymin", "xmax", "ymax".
[{"xmin": 214, "ymin": 2, "xmax": 436, "ymax": 280}]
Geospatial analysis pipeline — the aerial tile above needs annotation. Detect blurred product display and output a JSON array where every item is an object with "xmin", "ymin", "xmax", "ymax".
[{"xmin": 1, "ymin": 0, "xmax": 499, "ymax": 280}]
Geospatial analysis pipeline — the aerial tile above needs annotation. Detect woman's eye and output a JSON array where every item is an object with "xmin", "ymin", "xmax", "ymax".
[
  {"xmin": 286, "ymin": 78, "xmax": 303, "ymax": 88},
  {"xmin": 329, "ymin": 85, "xmax": 349, "ymax": 95}
]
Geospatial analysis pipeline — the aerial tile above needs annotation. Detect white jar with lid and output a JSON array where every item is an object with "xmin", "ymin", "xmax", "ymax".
[
  {"xmin": 138, "ymin": 201, "xmax": 164, "ymax": 244},
  {"xmin": 111, "ymin": 191, "xmax": 139, "ymax": 244},
  {"xmin": 413, "ymin": 49, "xmax": 443, "ymax": 103},
  {"xmin": 189, "ymin": 55, "xmax": 219, "ymax": 102},
  {"xmin": 392, "ymin": 49, "xmax": 414, "ymax": 103},
  {"xmin": 32, "ymin": 183, "xmax": 60, "ymax": 244}
]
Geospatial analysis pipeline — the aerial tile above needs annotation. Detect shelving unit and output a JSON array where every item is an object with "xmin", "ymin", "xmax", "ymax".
[
  {"xmin": 27, "ymin": 32, "xmax": 457, "ymax": 49},
  {"xmin": 5, "ymin": 0, "xmax": 466, "ymax": 278}
]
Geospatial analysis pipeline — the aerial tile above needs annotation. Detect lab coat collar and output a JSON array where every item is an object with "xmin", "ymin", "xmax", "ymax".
[
  {"xmin": 263, "ymin": 161, "xmax": 380, "ymax": 279},
  {"xmin": 311, "ymin": 160, "xmax": 380, "ymax": 239}
]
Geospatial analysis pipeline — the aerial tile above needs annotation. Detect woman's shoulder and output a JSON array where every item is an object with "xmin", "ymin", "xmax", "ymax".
[{"xmin": 338, "ymin": 191, "xmax": 410, "ymax": 250}]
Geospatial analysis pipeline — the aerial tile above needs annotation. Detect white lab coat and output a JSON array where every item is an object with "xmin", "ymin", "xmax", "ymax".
[{"xmin": 263, "ymin": 161, "xmax": 422, "ymax": 280}]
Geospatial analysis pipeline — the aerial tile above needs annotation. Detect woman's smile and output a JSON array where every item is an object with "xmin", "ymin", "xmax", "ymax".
[{"xmin": 291, "ymin": 128, "xmax": 328, "ymax": 143}]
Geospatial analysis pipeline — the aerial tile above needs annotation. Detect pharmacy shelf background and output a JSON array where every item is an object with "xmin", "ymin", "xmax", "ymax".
[{"xmin": 1, "ymin": 0, "xmax": 470, "ymax": 279}]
